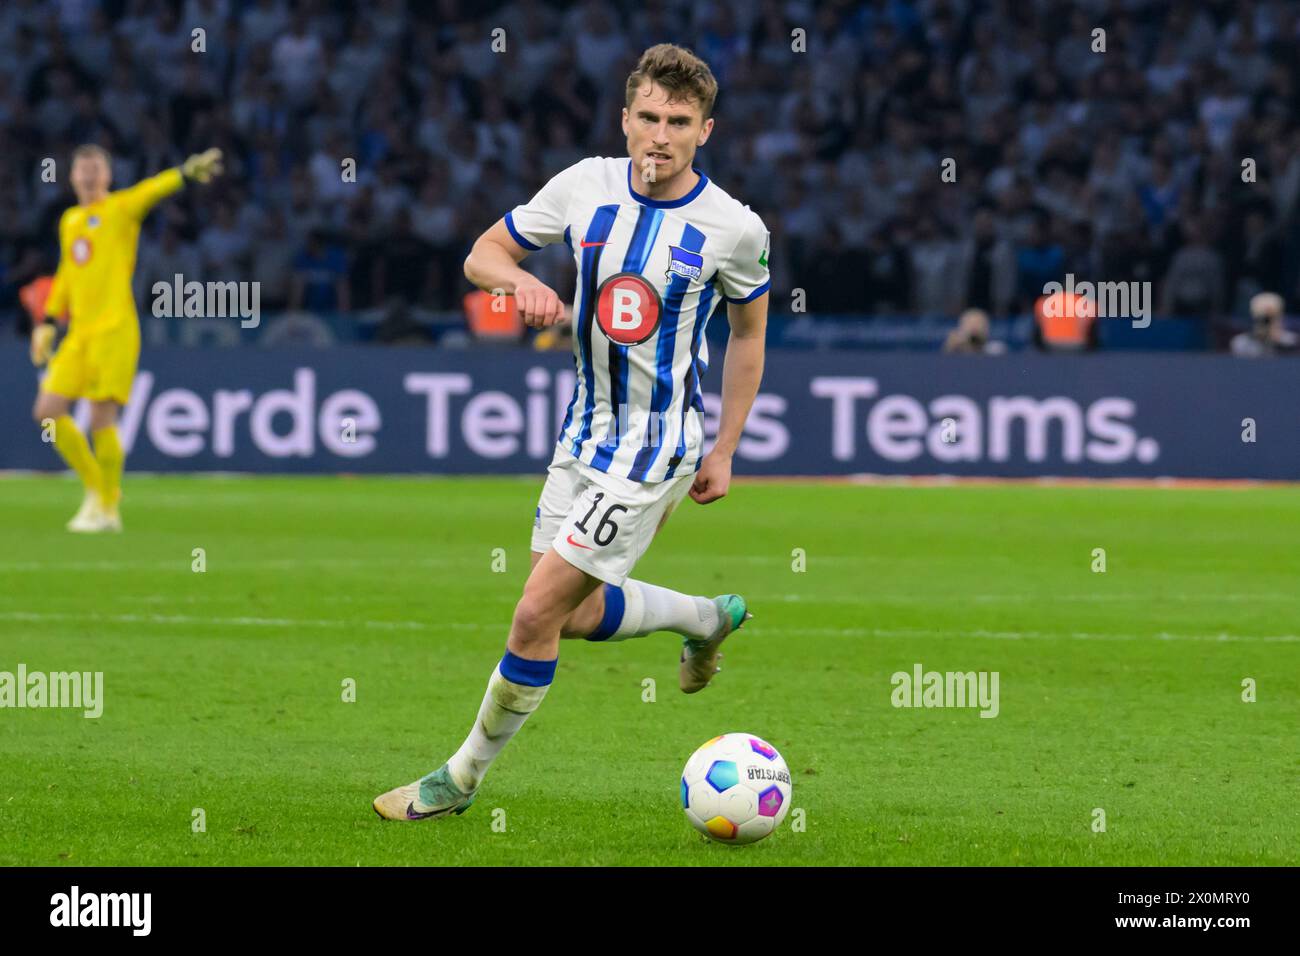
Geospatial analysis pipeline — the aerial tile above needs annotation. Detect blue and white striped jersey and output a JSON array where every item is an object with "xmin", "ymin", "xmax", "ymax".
[{"xmin": 505, "ymin": 156, "xmax": 770, "ymax": 484}]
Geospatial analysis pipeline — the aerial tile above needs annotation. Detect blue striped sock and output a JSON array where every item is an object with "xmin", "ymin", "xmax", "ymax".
[
  {"xmin": 445, "ymin": 652, "xmax": 555, "ymax": 792},
  {"xmin": 585, "ymin": 583, "xmax": 626, "ymax": 641},
  {"xmin": 498, "ymin": 649, "xmax": 557, "ymax": 685}
]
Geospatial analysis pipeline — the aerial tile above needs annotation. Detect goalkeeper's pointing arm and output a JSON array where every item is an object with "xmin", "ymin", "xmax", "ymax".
[{"xmin": 117, "ymin": 149, "xmax": 226, "ymax": 221}]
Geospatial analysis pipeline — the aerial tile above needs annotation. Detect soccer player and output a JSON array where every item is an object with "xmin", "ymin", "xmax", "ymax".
[
  {"xmin": 29, "ymin": 144, "xmax": 224, "ymax": 532},
  {"xmin": 375, "ymin": 44, "xmax": 771, "ymax": 821}
]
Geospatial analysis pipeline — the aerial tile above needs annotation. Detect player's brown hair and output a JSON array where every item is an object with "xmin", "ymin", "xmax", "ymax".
[
  {"xmin": 72, "ymin": 143, "xmax": 112, "ymax": 165},
  {"xmin": 625, "ymin": 44, "xmax": 718, "ymax": 120}
]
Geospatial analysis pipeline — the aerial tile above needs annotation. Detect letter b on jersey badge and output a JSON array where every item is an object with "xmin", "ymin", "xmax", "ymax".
[{"xmin": 596, "ymin": 272, "xmax": 662, "ymax": 345}]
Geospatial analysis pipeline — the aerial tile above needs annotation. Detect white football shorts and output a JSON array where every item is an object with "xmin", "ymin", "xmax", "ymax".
[{"xmin": 530, "ymin": 444, "xmax": 695, "ymax": 586}]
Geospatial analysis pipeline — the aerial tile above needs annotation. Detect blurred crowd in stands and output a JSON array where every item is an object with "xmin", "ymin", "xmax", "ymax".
[{"xmin": 2, "ymin": 0, "xmax": 1300, "ymax": 351}]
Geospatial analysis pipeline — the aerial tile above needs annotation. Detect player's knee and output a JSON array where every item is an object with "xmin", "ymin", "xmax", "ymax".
[
  {"xmin": 510, "ymin": 593, "xmax": 556, "ymax": 645},
  {"xmin": 32, "ymin": 396, "xmax": 61, "ymax": 424},
  {"xmin": 89, "ymin": 403, "xmax": 119, "ymax": 431}
]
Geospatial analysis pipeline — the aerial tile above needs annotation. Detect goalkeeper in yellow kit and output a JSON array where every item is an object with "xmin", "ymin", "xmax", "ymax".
[{"xmin": 30, "ymin": 144, "xmax": 223, "ymax": 532}]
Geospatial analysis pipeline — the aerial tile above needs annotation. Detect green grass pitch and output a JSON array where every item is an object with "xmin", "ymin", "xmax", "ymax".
[{"xmin": 1, "ymin": 474, "xmax": 1297, "ymax": 866}]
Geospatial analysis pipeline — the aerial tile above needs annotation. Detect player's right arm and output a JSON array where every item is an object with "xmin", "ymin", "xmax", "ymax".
[
  {"xmin": 463, "ymin": 219, "xmax": 563, "ymax": 328},
  {"xmin": 30, "ymin": 216, "xmax": 71, "ymax": 365},
  {"xmin": 45, "ymin": 211, "xmax": 72, "ymax": 319},
  {"xmin": 464, "ymin": 158, "xmax": 590, "ymax": 328}
]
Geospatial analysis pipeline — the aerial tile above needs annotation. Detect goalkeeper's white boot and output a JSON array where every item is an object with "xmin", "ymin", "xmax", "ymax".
[
  {"xmin": 100, "ymin": 504, "xmax": 123, "ymax": 533},
  {"xmin": 373, "ymin": 765, "xmax": 476, "ymax": 822},
  {"xmin": 66, "ymin": 493, "xmax": 108, "ymax": 533}
]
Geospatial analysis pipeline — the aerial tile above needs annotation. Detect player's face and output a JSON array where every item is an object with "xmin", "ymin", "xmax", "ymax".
[
  {"xmin": 71, "ymin": 154, "xmax": 111, "ymax": 201},
  {"xmin": 622, "ymin": 80, "xmax": 713, "ymax": 186}
]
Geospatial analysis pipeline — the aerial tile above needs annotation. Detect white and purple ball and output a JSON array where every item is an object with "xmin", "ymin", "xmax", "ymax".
[{"xmin": 681, "ymin": 733, "xmax": 792, "ymax": 845}]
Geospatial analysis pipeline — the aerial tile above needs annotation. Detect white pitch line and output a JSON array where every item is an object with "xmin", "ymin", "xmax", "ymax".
[
  {"xmin": 0, "ymin": 553, "xmax": 878, "ymax": 572},
  {"xmin": 1, "ymin": 611, "xmax": 1294, "ymax": 644},
  {"xmin": 770, "ymin": 592, "xmax": 1299, "ymax": 604},
  {"xmin": 0, "ymin": 556, "xmax": 484, "ymax": 573},
  {"xmin": 0, "ymin": 610, "xmax": 491, "ymax": 633},
  {"xmin": 94, "ymin": 593, "xmax": 496, "ymax": 607},
  {"xmin": 971, "ymin": 592, "xmax": 1299, "ymax": 604},
  {"xmin": 787, "ymin": 626, "xmax": 1299, "ymax": 643}
]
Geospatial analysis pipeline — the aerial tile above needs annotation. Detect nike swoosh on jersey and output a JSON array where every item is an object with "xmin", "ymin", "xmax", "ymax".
[
  {"xmin": 579, "ymin": 240, "xmax": 607, "ymax": 248},
  {"xmin": 565, "ymin": 533, "xmax": 594, "ymax": 550}
]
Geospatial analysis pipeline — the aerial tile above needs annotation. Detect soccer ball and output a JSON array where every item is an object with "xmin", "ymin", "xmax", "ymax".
[{"xmin": 681, "ymin": 733, "xmax": 792, "ymax": 845}]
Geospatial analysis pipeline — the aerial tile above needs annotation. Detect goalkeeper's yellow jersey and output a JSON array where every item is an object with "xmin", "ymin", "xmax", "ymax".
[{"xmin": 45, "ymin": 168, "xmax": 184, "ymax": 337}]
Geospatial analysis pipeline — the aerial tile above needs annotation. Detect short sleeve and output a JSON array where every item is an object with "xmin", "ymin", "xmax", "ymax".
[
  {"xmin": 718, "ymin": 208, "xmax": 771, "ymax": 304},
  {"xmin": 505, "ymin": 158, "xmax": 591, "ymax": 251}
]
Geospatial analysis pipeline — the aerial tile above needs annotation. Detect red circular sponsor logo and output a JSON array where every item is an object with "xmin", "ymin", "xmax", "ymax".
[
  {"xmin": 71, "ymin": 237, "xmax": 92, "ymax": 265},
  {"xmin": 595, "ymin": 272, "xmax": 662, "ymax": 345}
]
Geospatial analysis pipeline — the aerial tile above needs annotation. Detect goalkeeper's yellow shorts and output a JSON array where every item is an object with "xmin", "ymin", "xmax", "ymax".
[{"xmin": 43, "ymin": 324, "xmax": 140, "ymax": 405}]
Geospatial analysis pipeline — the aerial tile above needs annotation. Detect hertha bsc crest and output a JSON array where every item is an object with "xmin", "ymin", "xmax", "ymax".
[{"xmin": 666, "ymin": 245, "xmax": 704, "ymax": 283}]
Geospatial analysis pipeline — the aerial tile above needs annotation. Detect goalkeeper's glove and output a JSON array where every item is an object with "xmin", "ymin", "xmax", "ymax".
[
  {"xmin": 30, "ymin": 318, "xmax": 57, "ymax": 367},
  {"xmin": 181, "ymin": 148, "xmax": 224, "ymax": 184}
]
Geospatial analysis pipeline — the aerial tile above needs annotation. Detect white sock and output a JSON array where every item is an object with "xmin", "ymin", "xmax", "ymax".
[
  {"xmin": 445, "ymin": 654, "xmax": 553, "ymax": 793},
  {"xmin": 588, "ymin": 580, "xmax": 718, "ymax": 642}
]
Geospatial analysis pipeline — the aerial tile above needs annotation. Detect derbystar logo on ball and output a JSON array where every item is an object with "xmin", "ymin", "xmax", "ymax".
[{"xmin": 681, "ymin": 732, "xmax": 792, "ymax": 845}]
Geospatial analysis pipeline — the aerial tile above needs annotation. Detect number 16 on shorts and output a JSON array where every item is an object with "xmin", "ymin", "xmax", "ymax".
[{"xmin": 555, "ymin": 487, "xmax": 639, "ymax": 586}]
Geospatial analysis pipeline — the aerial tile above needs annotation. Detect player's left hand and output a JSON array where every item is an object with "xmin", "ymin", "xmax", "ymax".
[
  {"xmin": 690, "ymin": 451, "xmax": 732, "ymax": 504},
  {"xmin": 30, "ymin": 322, "xmax": 55, "ymax": 366},
  {"xmin": 182, "ymin": 148, "xmax": 224, "ymax": 184}
]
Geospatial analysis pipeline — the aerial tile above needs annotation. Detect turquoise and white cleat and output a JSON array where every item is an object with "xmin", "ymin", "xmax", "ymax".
[
  {"xmin": 679, "ymin": 594, "xmax": 752, "ymax": 694},
  {"xmin": 372, "ymin": 764, "xmax": 476, "ymax": 821}
]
